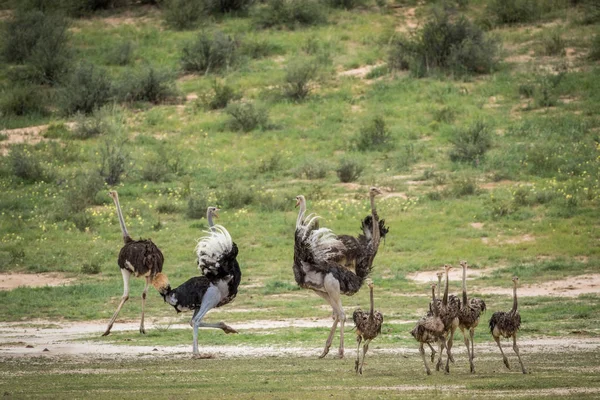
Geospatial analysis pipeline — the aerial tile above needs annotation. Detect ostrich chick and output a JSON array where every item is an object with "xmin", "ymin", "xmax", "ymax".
[
  {"xmin": 411, "ymin": 283, "xmax": 445, "ymax": 375},
  {"xmin": 352, "ymin": 279, "xmax": 384, "ymax": 374}
]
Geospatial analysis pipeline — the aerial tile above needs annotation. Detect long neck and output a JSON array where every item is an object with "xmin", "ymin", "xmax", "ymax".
[
  {"xmin": 370, "ymin": 194, "xmax": 380, "ymax": 252},
  {"xmin": 511, "ymin": 282, "xmax": 518, "ymax": 313},
  {"xmin": 443, "ymin": 269, "xmax": 449, "ymax": 305},
  {"xmin": 112, "ymin": 194, "xmax": 130, "ymax": 242},
  {"xmin": 437, "ymin": 276, "xmax": 442, "ymax": 298},
  {"xmin": 207, "ymin": 210, "xmax": 215, "ymax": 232},
  {"xmin": 369, "ymin": 286, "xmax": 374, "ymax": 317},
  {"xmin": 431, "ymin": 286, "xmax": 438, "ymax": 317},
  {"xmin": 462, "ymin": 266, "xmax": 468, "ymax": 305}
]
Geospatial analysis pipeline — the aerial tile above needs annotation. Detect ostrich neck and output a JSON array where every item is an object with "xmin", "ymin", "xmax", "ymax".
[
  {"xmin": 462, "ymin": 266, "xmax": 468, "ymax": 305},
  {"xmin": 297, "ymin": 200, "xmax": 306, "ymax": 226},
  {"xmin": 437, "ymin": 276, "xmax": 442, "ymax": 298},
  {"xmin": 207, "ymin": 211, "xmax": 215, "ymax": 232},
  {"xmin": 443, "ymin": 269, "xmax": 449, "ymax": 305},
  {"xmin": 511, "ymin": 283, "xmax": 518, "ymax": 313},
  {"xmin": 369, "ymin": 286, "xmax": 374, "ymax": 317},
  {"xmin": 112, "ymin": 195, "xmax": 130, "ymax": 242},
  {"xmin": 370, "ymin": 194, "xmax": 380, "ymax": 252},
  {"xmin": 431, "ymin": 286, "xmax": 438, "ymax": 317}
]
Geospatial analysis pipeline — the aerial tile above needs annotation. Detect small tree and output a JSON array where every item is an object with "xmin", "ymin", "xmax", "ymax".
[
  {"xmin": 355, "ymin": 116, "xmax": 393, "ymax": 152},
  {"xmin": 283, "ymin": 57, "xmax": 319, "ymax": 100},
  {"xmin": 449, "ymin": 121, "xmax": 492, "ymax": 164},
  {"xmin": 181, "ymin": 31, "xmax": 238, "ymax": 75},
  {"xmin": 60, "ymin": 62, "xmax": 113, "ymax": 115}
]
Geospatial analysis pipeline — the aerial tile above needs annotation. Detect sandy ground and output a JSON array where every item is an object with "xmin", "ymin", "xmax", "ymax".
[
  {"xmin": 1, "ymin": 318, "xmax": 599, "ymax": 360},
  {"xmin": 0, "ymin": 273, "xmax": 76, "ymax": 290}
]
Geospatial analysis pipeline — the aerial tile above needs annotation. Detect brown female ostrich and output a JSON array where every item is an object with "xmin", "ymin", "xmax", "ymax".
[
  {"xmin": 102, "ymin": 190, "xmax": 164, "ymax": 336},
  {"xmin": 437, "ymin": 264, "xmax": 461, "ymax": 373},
  {"xmin": 489, "ymin": 276, "xmax": 528, "ymax": 374},
  {"xmin": 411, "ymin": 283, "xmax": 445, "ymax": 375},
  {"xmin": 352, "ymin": 279, "xmax": 384, "ymax": 374},
  {"xmin": 458, "ymin": 260, "xmax": 486, "ymax": 373},
  {"xmin": 293, "ymin": 187, "xmax": 383, "ymax": 358}
]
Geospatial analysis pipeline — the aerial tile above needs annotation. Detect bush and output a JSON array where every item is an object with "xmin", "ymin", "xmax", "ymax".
[
  {"xmin": 355, "ymin": 116, "xmax": 393, "ymax": 152},
  {"xmin": 534, "ymin": 74, "xmax": 563, "ymax": 108},
  {"xmin": 296, "ymin": 159, "xmax": 328, "ymax": 179},
  {"xmin": 257, "ymin": 153, "xmax": 282, "ymax": 173},
  {"xmin": 186, "ymin": 193, "xmax": 209, "ymax": 219},
  {"xmin": 336, "ymin": 158, "xmax": 363, "ymax": 183},
  {"xmin": 218, "ymin": 185, "xmax": 255, "ymax": 209},
  {"xmin": 141, "ymin": 151, "xmax": 170, "ymax": 182},
  {"xmin": 8, "ymin": 145, "xmax": 50, "ymax": 183},
  {"xmin": 3, "ymin": 11, "xmax": 73, "ymax": 85},
  {"xmin": 60, "ymin": 63, "xmax": 113, "ymax": 115},
  {"xmin": 64, "ymin": 170, "xmax": 104, "ymax": 213},
  {"xmin": 541, "ymin": 30, "xmax": 565, "ymax": 56},
  {"xmin": 326, "ymin": 0, "xmax": 364, "ymax": 9},
  {"xmin": 283, "ymin": 57, "xmax": 320, "ymax": 100},
  {"xmin": 240, "ymin": 37, "xmax": 283, "ymax": 59},
  {"xmin": 487, "ymin": 0, "xmax": 541, "ymax": 24},
  {"xmin": 106, "ymin": 41, "xmax": 135, "ymax": 66},
  {"xmin": 81, "ymin": 262, "xmax": 101, "ymax": 274},
  {"xmin": 589, "ymin": 35, "xmax": 600, "ymax": 61},
  {"xmin": 449, "ymin": 120, "xmax": 492, "ymax": 164},
  {"xmin": 388, "ymin": 10, "xmax": 499, "ymax": 77},
  {"xmin": 163, "ymin": 0, "xmax": 204, "ymax": 30},
  {"xmin": 115, "ymin": 66, "xmax": 178, "ymax": 104},
  {"xmin": 447, "ymin": 174, "xmax": 478, "ymax": 197},
  {"xmin": 203, "ymin": 0, "xmax": 255, "ymax": 14},
  {"xmin": 0, "ymin": 84, "xmax": 47, "ymax": 116},
  {"xmin": 253, "ymin": 0, "xmax": 327, "ymax": 29},
  {"xmin": 225, "ymin": 101, "xmax": 269, "ymax": 132},
  {"xmin": 580, "ymin": 0, "xmax": 600, "ymax": 24},
  {"xmin": 99, "ymin": 139, "xmax": 128, "ymax": 185},
  {"xmin": 199, "ymin": 79, "xmax": 241, "ymax": 110},
  {"xmin": 181, "ymin": 31, "xmax": 238, "ymax": 75}
]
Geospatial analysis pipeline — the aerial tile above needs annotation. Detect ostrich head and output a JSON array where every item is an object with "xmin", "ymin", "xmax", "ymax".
[
  {"xmin": 512, "ymin": 276, "xmax": 519, "ymax": 285},
  {"xmin": 366, "ymin": 278, "xmax": 374, "ymax": 289},
  {"xmin": 151, "ymin": 273, "xmax": 171, "ymax": 297},
  {"xmin": 431, "ymin": 283, "xmax": 437, "ymax": 290},
  {"xmin": 108, "ymin": 190, "xmax": 118, "ymax": 200},
  {"xmin": 444, "ymin": 264, "xmax": 453, "ymax": 272},
  {"xmin": 207, "ymin": 206, "xmax": 220, "ymax": 219},
  {"xmin": 436, "ymin": 271, "xmax": 443, "ymax": 280},
  {"xmin": 369, "ymin": 187, "xmax": 383, "ymax": 197},
  {"xmin": 459, "ymin": 260, "xmax": 468, "ymax": 268},
  {"xmin": 295, "ymin": 195, "xmax": 306, "ymax": 208}
]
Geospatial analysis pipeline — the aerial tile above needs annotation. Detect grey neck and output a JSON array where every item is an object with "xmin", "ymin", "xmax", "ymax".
[
  {"xmin": 112, "ymin": 194, "xmax": 130, "ymax": 242},
  {"xmin": 369, "ymin": 285, "xmax": 374, "ymax": 316},
  {"xmin": 207, "ymin": 210, "xmax": 215, "ymax": 232},
  {"xmin": 511, "ymin": 283, "xmax": 518, "ymax": 313},
  {"xmin": 443, "ymin": 268, "xmax": 449, "ymax": 305},
  {"xmin": 462, "ymin": 266, "xmax": 468, "ymax": 305},
  {"xmin": 431, "ymin": 286, "xmax": 438, "ymax": 317}
]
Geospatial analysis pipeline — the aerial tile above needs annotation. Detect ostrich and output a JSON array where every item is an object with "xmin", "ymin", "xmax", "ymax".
[
  {"xmin": 102, "ymin": 190, "xmax": 164, "ymax": 337},
  {"xmin": 458, "ymin": 260, "xmax": 487, "ymax": 373},
  {"xmin": 489, "ymin": 276, "xmax": 527, "ymax": 374},
  {"xmin": 352, "ymin": 279, "xmax": 384, "ymax": 374},
  {"xmin": 411, "ymin": 283, "xmax": 445, "ymax": 375},
  {"xmin": 153, "ymin": 224, "xmax": 241, "ymax": 357},
  {"xmin": 423, "ymin": 271, "xmax": 445, "ymax": 363},
  {"xmin": 293, "ymin": 187, "xmax": 383, "ymax": 358},
  {"xmin": 437, "ymin": 264, "xmax": 461, "ymax": 373},
  {"xmin": 206, "ymin": 206, "xmax": 219, "ymax": 232}
]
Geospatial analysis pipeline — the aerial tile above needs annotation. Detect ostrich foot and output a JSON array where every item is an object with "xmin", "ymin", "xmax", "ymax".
[
  {"xmin": 355, "ymin": 359, "xmax": 359, "ymax": 372},
  {"xmin": 430, "ymin": 351, "xmax": 436, "ymax": 363},
  {"xmin": 503, "ymin": 358, "xmax": 510, "ymax": 369},
  {"xmin": 425, "ymin": 368, "xmax": 431, "ymax": 376},
  {"xmin": 319, "ymin": 348, "xmax": 330, "ymax": 359},
  {"xmin": 445, "ymin": 365, "xmax": 450, "ymax": 374},
  {"xmin": 220, "ymin": 324, "xmax": 238, "ymax": 334},
  {"xmin": 470, "ymin": 364, "xmax": 475, "ymax": 374},
  {"xmin": 139, "ymin": 326, "xmax": 146, "ymax": 335},
  {"xmin": 448, "ymin": 353, "xmax": 455, "ymax": 363},
  {"xmin": 358, "ymin": 366, "xmax": 363, "ymax": 375},
  {"xmin": 522, "ymin": 368, "xmax": 528, "ymax": 374},
  {"xmin": 101, "ymin": 330, "xmax": 111, "ymax": 337},
  {"xmin": 436, "ymin": 360, "xmax": 442, "ymax": 371},
  {"xmin": 337, "ymin": 348, "xmax": 344, "ymax": 359}
]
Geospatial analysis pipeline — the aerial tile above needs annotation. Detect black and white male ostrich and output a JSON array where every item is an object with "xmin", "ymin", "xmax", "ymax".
[
  {"xmin": 103, "ymin": 190, "xmax": 164, "ymax": 336},
  {"xmin": 436, "ymin": 264, "xmax": 461, "ymax": 373},
  {"xmin": 352, "ymin": 279, "xmax": 383, "ymax": 374},
  {"xmin": 152, "ymin": 222, "xmax": 241, "ymax": 357},
  {"xmin": 489, "ymin": 276, "xmax": 527, "ymax": 374},
  {"xmin": 293, "ymin": 187, "xmax": 383, "ymax": 358},
  {"xmin": 411, "ymin": 283, "xmax": 446, "ymax": 375},
  {"xmin": 457, "ymin": 260, "xmax": 487, "ymax": 373},
  {"xmin": 206, "ymin": 206, "xmax": 219, "ymax": 231}
]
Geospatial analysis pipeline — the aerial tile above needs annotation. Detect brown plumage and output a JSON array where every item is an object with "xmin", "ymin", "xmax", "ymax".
[
  {"xmin": 458, "ymin": 260, "xmax": 487, "ymax": 373},
  {"xmin": 411, "ymin": 283, "xmax": 445, "ymax": 375},
  {"xmin": 292, "ymin": 187, "xmax": 383, "ymax": 359},
  {"xmin": 489, "ymin": 276, "xmax": 528, "ymax": 374},
  {"xmin": 436, "ymin": 264, "xmax": 461, "ymax": 373},
  {"xmin": 103, "ymin": 190, "xmax": 164, "ymax": 336},
  {"xmin": 352, "ymin": 280, "xmax": 384, "ymax": 374}
]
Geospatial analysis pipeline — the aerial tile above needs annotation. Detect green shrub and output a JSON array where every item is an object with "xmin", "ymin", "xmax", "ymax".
[
  {"xmin": 141, "ymin": 151, "xmax": 170, "ymax": 182},
  {"xmin": 447, "ymin": 174, "xmax": 479, "ymax": 197},
  {"xmin": 157, "ymin": 202, "xmax": 182, "ymax": 214},
  {"xmin": 396, "ymin": 143, "xmax": 419, "ymax": 170},
  {"xmin": 81, "ymin": 262, "xmax": 101, "ymax": 274},
  {"xmin": 336, "ymin": 158, "xmax": 363, "ymax": 183},
  {"xmin": 580, "ymin": 0, "xmax": 600, "ymax": 24},
  {"xmin": 295, "ymin": 159, "xmax": 328, "ymax": 179},
  {"xmin": 163, "ymin": 0, "xmax": 204, "ymax": 30},
  {"xmin": 534, "ymin": 74, "xmax": 562, "ymax": 108},
  {"xmin": 8, "ymin": 145, "xmax": 50, "ymax": 183},
  {"xmin": 487, "ymin": 0, "xmax": 541, "ymax": 24},
  {"xmin": 186, "ymin": 193, "xmax": 209, "ymax": 219},
  {"xmin": 2, "ymin": 10, "xmax": 47, "ymax": 63},
  {"xmin": 449, "ymin": 120, "xmax": 492, "ymax": 164},
  {"xmin": 218, "ymin": 185, "xmax": 255, "ymax": 209},
  {"xmin": 283, "ymin": 57, "xmax": 320, "ymax": 100},
  {"xmin": 203, "ymin": 0, "xmax": 255, "ymax": 14},
  {"xmin": 98, "ymin": 139, "xmax": 128, "ymax": 185},
  {"xmin": 225, "ymin": 101, "xmax": 269, "ymax": 132},
  {"xmin": 181, "ymin": 31, "xmax": 238, "ymax": 75},
  {"xmin": 106, "ymin": 41, "xmax": 135, "ymax": 66},
  {"xmin": 518, "ymin": 83, "xmax": 535, "ymax": 98},
  {"xmin": 199, "ymin": 79, "xmax": 241, "ymax": 110},
  {"xmin": 355, "ymin": 116, "xmax": 393, "ymax": 152},
  {"xmin": 253, "ymin": 0, "xmax": 327, "ymax": 29},
  {"xmin": 389, "ymin": 10, "xmax": 499, "ymax": 77},
  {"xmin": 115, "ymin": 66, "xmax": 178, "ymax": 104},
  {"xmin": 589, "ymin": 35, "xmax": 600, "ymax": 61},
  {"xmin": 0, "ymin": 84, "xmax": 47, "ymax": 116},
  {"xmin": 326, "ymin": 0, "xmax": 364, "ymax": 9},
  {"xmin": 64, "ymin": 170, "xmax": 104, "ymax": 213},
  {"xmin": 240, "ymin": 37, "xmax": 283, "ymax": 59},
  {"xmin": 72, "ymin": 109, "xmax": 110, "ymax": 139},
  {"xmin": 257, "ymin": 153, "xmax": 283, "ymax": 173},
  {"xmin": 541, "ymin": 30, "xmax": 565, "ymax": 56},
  {"xmin": 60, "ymin": 62, "xmax": 113, "ymax": 115}
]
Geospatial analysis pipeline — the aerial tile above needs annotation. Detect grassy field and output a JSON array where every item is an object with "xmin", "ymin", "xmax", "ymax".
[{"xmin": 0, "ymin": 0, "xmax": 599, "ymax": 397}]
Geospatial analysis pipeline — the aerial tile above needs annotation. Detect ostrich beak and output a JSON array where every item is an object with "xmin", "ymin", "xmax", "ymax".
[
  {"xmin": 295, "ymin": 199, "xmax": 300, "ymax": 208},
  {"xmin": 214, "ymin": 208, "xmax": 220, "ymax": 218}
]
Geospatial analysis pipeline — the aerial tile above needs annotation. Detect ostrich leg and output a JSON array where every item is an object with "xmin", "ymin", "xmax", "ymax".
[
  {"xmin": 139, "ymin": 276, "xmax": 151, "ymax": 334},
  {"xmin": 420, "ymin": 343, "xmax": 431, "ymax": 375},
  {"xmin": 512, "ymin": 335, "xmax": 528, "ymax": 374},
  {"xmin": 315, "ymin": 291, "xmax": 338, "ymax": 358},
  {"xmin": 461, "ymin": 327, "xmax": 474, "ymax": 373},
  {"xmin": 354, "ymin": 336, "xmax": 363, "ymax": 373},
  {"xmin": 102, "ymin": 269, "xmax": 131, "ymax": 336},
  {"xmin": 494, "ymin": 335, "xmax": 510, "ymax": 369},
  {"xmin": 470, "ymin": 327, "xmax": 476, "ymax": 359},
  {"xmin": 358, "ymin": 340, "xmax": 371, "ymax": 375},
  {"xmin": 427, "ymin": 342, "xmax": 437, "ymax": 362}
]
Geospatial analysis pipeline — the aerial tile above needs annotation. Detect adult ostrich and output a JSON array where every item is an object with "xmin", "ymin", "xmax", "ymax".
[
  {"xmin": 437, "ymin": 264, "xmax": 461, "ymax": 373},
  {"xmin": 293, "ymin": 187, "xmax": 383, "ymax": 358},
  {"xmin": 102, "ymin": 190, "xmax": 164, "ymax": 336},
  {"xmin": 411, "ymin": 283, "xmax": 445, "ymax": 375},
  {"xmin": 489, "ymin": 276, "xmax": 527, "ymax": 374},
  {"xmin": 458, "ymin": 260, "xmax": 487, "ymax": 373},
  {"xmin": 153, "ymin": 223, "xmax": 241, "ymax": 357},
  {"xmin": 206, "ymin": 206, "xmax": 219, "ymax": 232},
  {"xmin": 352, "ymin": 279, "xmax": 384, "ymax": 374}
]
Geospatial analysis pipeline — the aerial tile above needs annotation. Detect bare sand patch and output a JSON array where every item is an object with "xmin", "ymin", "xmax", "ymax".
[
  {"xmin": 476, "ymin": 274, "xmax": 600, "ymax": 297},
  {"xmin": 0, "ymin": 273, "xmax": 75, "ymax": 291},
  {"xmin": 481, "ymin": 234, "xmax": 536, "ymax": 245},
  {"xmin": 338, "ymin": 63, "xmax": 384, "ymax": 79},
  {"xmin": 0, "ymin": 125, "xmax": 51, "ymax": 155},
  {"xmin": 407, "ymin": 266, "xmax": 500, "ymax": 284}
]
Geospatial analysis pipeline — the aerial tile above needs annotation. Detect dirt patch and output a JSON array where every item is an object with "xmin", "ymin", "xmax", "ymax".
[
  {"xmin": 476, "ymin": 274, "xmax": 600, "ymax": 297},
  {"xmin": 382, "ymin": 192, "xmax": 408, "ymax": 200},
  {"xmin": 338, "ymin": 63, "xmax": 384, "ymax": 79},
  {"xmin": 407, "ymin": 266, "xmax": 501, "ymax": 284},
  {"xmin": 481, "ymin": 234, "xmax": 536, "ymax": 245},
  {"xmin": 0, "ymin": 273, "xmax": 75, "ymax": 291},
  {"xmin": 480, "ymin": 180, "xmax": 518, "ymax": 190},
  {"xmin": 186, "ymin": 93, "xmax": 198, "ymax": 101},
  {"xmin": 393, "ymin": 6, "xmax": 419, "ymax": 34},
  {"xmin": 0, "ymin": 125, "xmax": 51, "ymax": 155},
  {"xmin": 470, "ymin": 222, "xmax": 485, "ymax": 229}
]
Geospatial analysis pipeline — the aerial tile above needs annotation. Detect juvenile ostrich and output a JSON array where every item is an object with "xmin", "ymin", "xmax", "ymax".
[
  {"xmin": 103, "ymin": 190, "xmax": 164, "ymax": 337},
  {"xmin": 489, "ymin": 276, "xmax": 527, "ymax": 374},
  {"xmin": 411, "ymin": 283, "xmax": 445, "ymax": 375},
  {"xmin": 458, "ymin": 260, "xmax": 487, "ymax": 373},
  {"xmin": 352, "ymin": 279, "xmax": 384, "ymax": 374},
  {"xmin": 437, "ymin": 264, "xmax": 461, "ymax": 373},
  {"xmin": 293, "ymin": 187, "xmax": 383, "ymax": 358},
  {"xmin": 153, "ymin": 224, "xmax": 241, "ymax": 357},
  {"xmin": 424, "ymin": 271, "xmax": 445, "ymax": 362}
]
